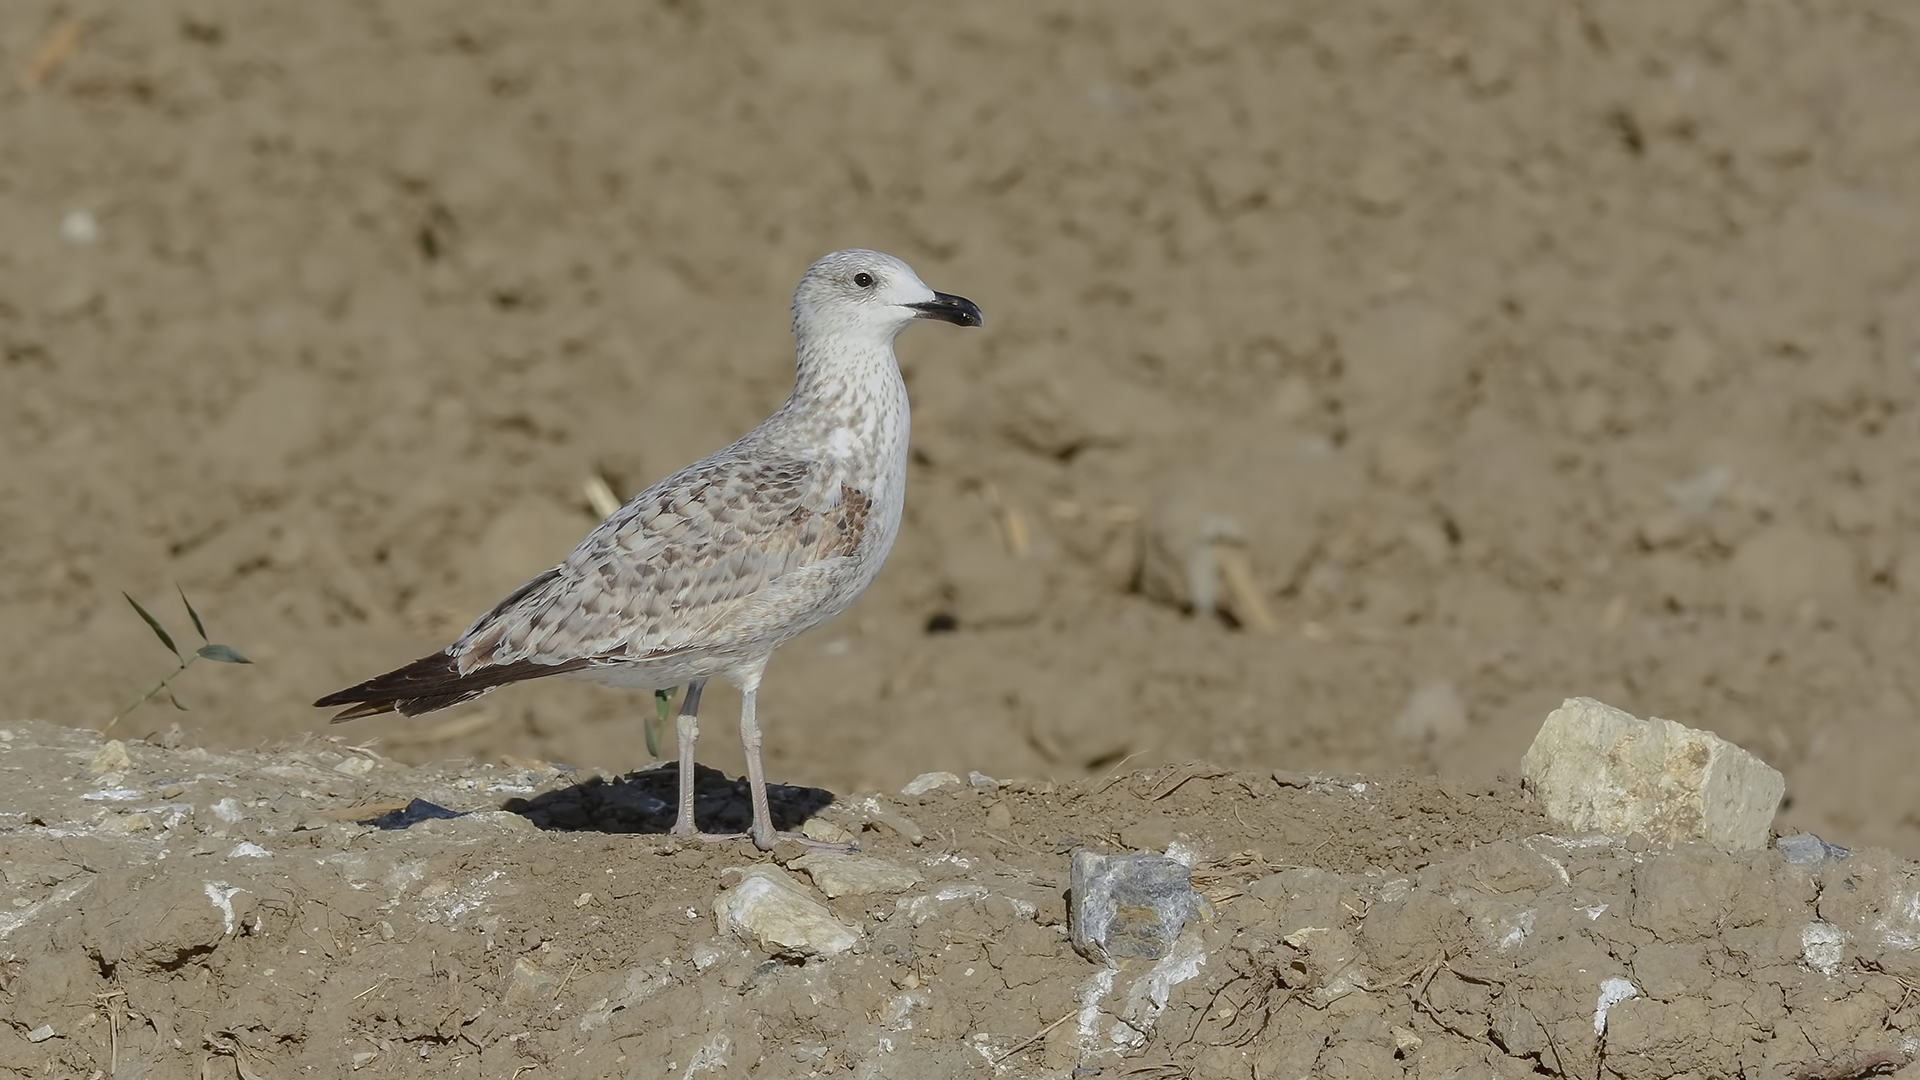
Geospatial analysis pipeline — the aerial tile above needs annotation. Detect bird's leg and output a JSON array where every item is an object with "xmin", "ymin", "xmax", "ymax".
[
  {"xmin": 676, "ymin": 670, "xmax": 848, "ymax": 851},
  {"xmin": 739, "ymin": 683, "xmax": 777, "ymax": 851},
  {"xmin": 669, "ymin": 678, "xmax": 707, "ymax": 836}
]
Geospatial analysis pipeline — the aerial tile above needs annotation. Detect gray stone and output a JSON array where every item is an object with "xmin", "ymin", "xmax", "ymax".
[
  {"xmin": 1777, "ymin": 832, "xmax": 1850, "ymax": 866},
  {"xmin": 1520, "ymin": 697, "xmax": 1784, "ymax": 852},
  {"xmin": 1069, "ymin": 850, "xmax": 1195, "ymax": 965}
]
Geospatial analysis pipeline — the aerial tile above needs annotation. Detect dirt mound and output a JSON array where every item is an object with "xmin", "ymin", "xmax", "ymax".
[{"xmin": 4, "ymin": 721, "xmax": 1915, "ymax": 1078}]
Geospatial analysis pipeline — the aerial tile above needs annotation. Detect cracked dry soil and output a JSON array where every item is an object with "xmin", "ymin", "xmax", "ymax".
[{"xmin": 5, "ymin": 722, "xmax": 1920, "ymax": 1079}]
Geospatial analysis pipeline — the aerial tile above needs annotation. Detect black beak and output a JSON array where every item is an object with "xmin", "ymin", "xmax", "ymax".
[{"xmin": 909, "ymin": 292, "xmax": 984, "ymax": 328}]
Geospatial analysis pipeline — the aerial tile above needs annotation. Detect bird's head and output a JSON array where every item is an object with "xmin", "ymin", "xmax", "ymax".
[{"xmin": 791, "ymin": 249, "xmax": 983, "ymax": 346}]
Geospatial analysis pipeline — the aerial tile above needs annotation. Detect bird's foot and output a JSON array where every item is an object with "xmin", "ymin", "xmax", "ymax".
[
  {"xmin": 671, "ymin": 828, "xmax": 856, "ymax": 853},
  {"xmin": 769, "ymin": 831, "xmax": 858, "ymax": 853}
]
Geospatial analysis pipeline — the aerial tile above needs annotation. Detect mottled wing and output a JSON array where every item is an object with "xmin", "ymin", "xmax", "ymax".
[
  {"xmin": 452, "ymin": 454, "xmax": 871, "ymax": 671},
  {"xmin": 315, "ymin": 454, "xmax": 870, "ymax": 721}
]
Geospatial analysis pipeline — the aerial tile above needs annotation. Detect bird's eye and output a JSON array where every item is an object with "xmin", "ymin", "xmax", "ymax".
[{"xmin": 853, "ymin": 272, "xmax": 875, "ymax": 288}]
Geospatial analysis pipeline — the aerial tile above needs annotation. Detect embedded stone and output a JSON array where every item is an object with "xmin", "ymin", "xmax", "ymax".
[
  {"xmin": 1070, "ymin": 850, "xmax": 1195, "ymax": 965},
  {"xmin": 714, "ymin": 866, "xmax": 858, "ymax": 958},
  {"xmin": 789, "ymin": 852, "xmax": 923, "ymax": 898}
]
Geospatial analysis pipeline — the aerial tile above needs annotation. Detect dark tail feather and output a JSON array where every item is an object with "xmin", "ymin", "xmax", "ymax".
[{"xmin": 314, "ymin": 652, "xmax": 592, "ymax": 723}]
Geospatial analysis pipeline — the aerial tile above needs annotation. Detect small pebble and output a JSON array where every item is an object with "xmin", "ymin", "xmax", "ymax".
[
  {"xmin": 901, "ymin": 771, "xmax": 962, "ymax": 797},
  {"xmin": 88, "ymin": 740, "xmax": 133, "ymax": 777},
  {"xmin": 858, "ymin": 799, "xmax": 925, "ymax": 845},
  {"xmin": 801, "ymin": 817, "xmax": 853, "ymax": 845},
  {"xmin": 102, "ymin": 813, "xmax": 152, "ymax": 835}
]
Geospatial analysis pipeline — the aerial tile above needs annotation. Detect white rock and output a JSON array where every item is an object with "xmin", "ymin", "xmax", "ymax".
[
  {"xmin": 1801, "ymin": 921, "xmax": 1846, "ymax": 976},
  {"xmin": 714, "ymin": 867, "xmax": 859, "ymax": 958},
  {"xmin": 690, "ymin": 942, "xmax": 727, "ymax": 970},
  {"xmin": 1593, "ymin": 977, "xmax": 1638, "ymax": 1036},
  {"xmin": 789, "ymin": 852, "xmax": 923, "ymax": 898},
  {"xmin": 1520, "ymin": 697, "xmax": 1784, "ymax": 852},
  {"xmin": 900, "ymin": 771, "xmax": 963, "ymax": 796}
]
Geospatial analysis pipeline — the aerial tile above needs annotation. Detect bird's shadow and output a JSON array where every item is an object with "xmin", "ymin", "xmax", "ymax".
[{"xmin": 495, "ymin": 762, "xmax": 835, "ymax": 835}]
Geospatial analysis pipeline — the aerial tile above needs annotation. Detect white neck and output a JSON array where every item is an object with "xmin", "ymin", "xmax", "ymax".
[{"xmin": 766, "ymin": 331, "xmax": 912, "ymax": 490}]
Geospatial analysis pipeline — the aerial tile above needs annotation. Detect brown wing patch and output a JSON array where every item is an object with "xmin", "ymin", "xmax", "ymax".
[
  {"xmin": 828, "ymin": 483, "xmax": 871, "ymax": 557},
  {"xmin": 314, "ymin": 651, "xmax": 592, "ymax": 722},
  {"xmin": 598, "ymin": 482, "xmax": 873, "ymax": 659}
]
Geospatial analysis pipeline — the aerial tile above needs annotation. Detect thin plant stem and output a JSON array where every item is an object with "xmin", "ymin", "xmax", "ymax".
[{"xmin": 105, "ymin": 657, "xmax": 196, "ymax": 733}]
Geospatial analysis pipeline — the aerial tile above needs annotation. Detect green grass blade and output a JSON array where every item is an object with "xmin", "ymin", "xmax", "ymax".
[
  {"xmin": 125, "ymin": 593, "xmax": 181, "ymax": 660},
  {"xmin": 197, "ymin": 643, "xmax": 251, "ymax": 664},
  {"xmin": 647, "ymin": 687, "xmax": 675, "ymax": 759},
  {"xmin": 178, "ymin": 585, "xmax": 209, "ymax": 642}
]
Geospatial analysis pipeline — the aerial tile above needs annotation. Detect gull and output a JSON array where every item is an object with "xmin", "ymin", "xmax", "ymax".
[{"xmin": 316, "ymin": 249, "xmax": 982, "ymax": 849}]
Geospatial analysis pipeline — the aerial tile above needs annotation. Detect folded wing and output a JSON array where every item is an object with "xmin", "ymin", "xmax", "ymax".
[{"xmin": 314, "ymin": 454, "xmax": 870, "ymax": 721}]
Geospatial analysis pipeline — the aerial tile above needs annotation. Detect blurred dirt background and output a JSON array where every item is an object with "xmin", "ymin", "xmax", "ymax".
[{"xmin": 6, "ymin": 0, "xmax": 1920, "ymax": 856}]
